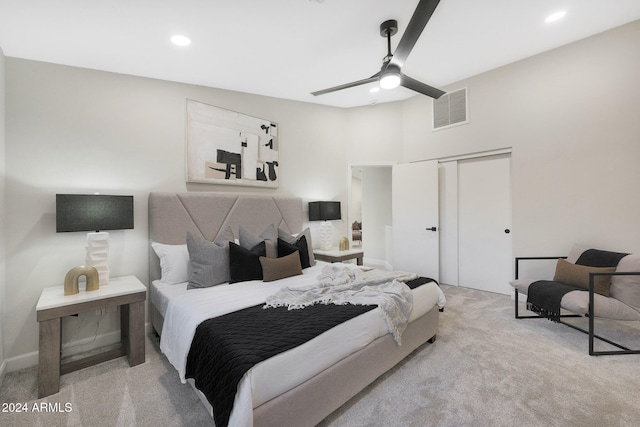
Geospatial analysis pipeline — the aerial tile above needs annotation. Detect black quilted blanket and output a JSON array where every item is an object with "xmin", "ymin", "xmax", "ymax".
[{"xmin": 185, "ymin": 277, "xmax": 435, "ymax": 427}]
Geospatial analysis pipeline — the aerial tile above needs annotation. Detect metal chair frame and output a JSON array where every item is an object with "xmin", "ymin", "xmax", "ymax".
[{"xmin": 514, "ymin": 256, "xmax": 640, "ymax": 356}]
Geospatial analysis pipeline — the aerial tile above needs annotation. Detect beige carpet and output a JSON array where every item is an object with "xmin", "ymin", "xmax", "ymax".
[{"xmin": 2, "ymin": 284, "xmax": 639, "ymax": 427}]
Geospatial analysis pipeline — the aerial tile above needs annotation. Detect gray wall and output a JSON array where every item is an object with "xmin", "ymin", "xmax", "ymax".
[
  {"xmin": 401, "ymin": 20, "xmax": 640, "ymax": 258},
  {"xmin": 2, "ymin": 19, "xmax": 640, "ymax": 369},
  {"xmin": 0, "ymin": 45, "xmax": 6, "ymax": 378},
  {"xmin": 3, "ymin": 60, "xmax": 349, "ymax": 364},
  {"xmin": 361, "ymin": 167, "xmax": 392, "ymax": 265}
]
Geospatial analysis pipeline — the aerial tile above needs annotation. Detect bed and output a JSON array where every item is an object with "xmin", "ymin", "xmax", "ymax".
[{"xmin": 148, "ymin": 192, "xmax": 445, "ymax": 427}]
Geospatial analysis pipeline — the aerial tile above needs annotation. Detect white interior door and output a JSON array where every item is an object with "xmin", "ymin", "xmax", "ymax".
[
  {"xmin": 392, "ymin": 161, "xmax": 439, "ymax": 280},
  {"xmin": 458, "ymin": 154, "xmax": 512, "ymax": 294}
]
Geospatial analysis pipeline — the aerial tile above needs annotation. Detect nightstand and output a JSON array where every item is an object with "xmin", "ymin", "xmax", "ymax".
[
  {"xmin": 36, "ymin": 275, "xmax": 146, "ymax": 398},
  {"xmin": 314, "ymin": 248, "xmax": 364, "ymax": 265}
]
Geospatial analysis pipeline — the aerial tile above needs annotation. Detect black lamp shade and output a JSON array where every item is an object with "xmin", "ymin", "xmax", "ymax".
[
  {"xmin": 309, "ymin": 201, "xmax": 341, "ymax": 221},
  {"xmin": 56, "ymin": 194, "xmax": 134, "ymax": 232}
]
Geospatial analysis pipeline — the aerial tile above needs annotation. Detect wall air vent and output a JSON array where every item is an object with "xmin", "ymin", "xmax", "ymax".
[{"xmin": 433, "ymin": 88, "xmax": 467, "ymax": 131}]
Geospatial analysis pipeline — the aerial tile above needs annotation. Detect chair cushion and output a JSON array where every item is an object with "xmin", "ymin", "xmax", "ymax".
[
  {"xmin": 509, "ymin": 279, "xmax": 640, "ymax": 320},
  {"xmin": 510, "ymin": 278, "xmax": 534, "ymax": 295},
  {"xmin": 561, "ymin": 290, "xmax": 640, "ymax": 320},
  {"xmin": 610, "ymin": 254, "xmax": 640, "ymax": 313}
]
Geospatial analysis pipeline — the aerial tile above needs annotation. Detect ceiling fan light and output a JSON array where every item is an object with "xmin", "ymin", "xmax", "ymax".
[{"xmin": 380, "ymin": 72, "xmax": 401, "ymax": 89}]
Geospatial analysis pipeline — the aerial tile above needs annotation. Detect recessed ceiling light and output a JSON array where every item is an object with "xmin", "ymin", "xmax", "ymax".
[
  {"xmin": 171, "ymin": 35, "xmax": 191, "ymax": 46},
  {"xmin": 545, "ymin": 11, "xmax": 567, "ymax": 23}
]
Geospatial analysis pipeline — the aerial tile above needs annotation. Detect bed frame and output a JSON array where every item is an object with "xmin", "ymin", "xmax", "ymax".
[{"xmin": 148, "ymin": 192, "xmax": 440, "ymax": 426}]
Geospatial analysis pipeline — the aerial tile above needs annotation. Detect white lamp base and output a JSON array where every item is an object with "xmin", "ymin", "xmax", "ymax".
[
  {"xmin": 320, "ymin": 221, "xmax": 333, "ymax": 250},
  {"xmin": 86, "ymin": 232, "xmax": 109, "ymax": 286}
]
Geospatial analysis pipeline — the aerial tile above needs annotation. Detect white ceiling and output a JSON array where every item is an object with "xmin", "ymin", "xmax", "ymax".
[{"xmin": 1, "ymin": 0, "xmax": 639, "ymax": 108}]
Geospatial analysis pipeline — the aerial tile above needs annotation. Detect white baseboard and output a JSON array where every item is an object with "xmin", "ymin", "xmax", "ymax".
[
  {"xmin": 4, "ymin": 321, "xmax": 153, "ymax": 374},
  {"xmin": 5, "ymin": 349, "xmax": 38, "ymax": 374},
  {"xmin": 0, "ymin": 359, "xmax": 7, "ymax": 387}
]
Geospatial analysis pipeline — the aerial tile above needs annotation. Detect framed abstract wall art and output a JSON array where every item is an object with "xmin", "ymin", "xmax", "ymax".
[{"xmin": 186, "ymin": 99, "xmax": 279, "ymax": 188}]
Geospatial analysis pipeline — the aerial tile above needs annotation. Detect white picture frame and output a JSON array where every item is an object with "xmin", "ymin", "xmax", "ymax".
[{"xmin": 186, "ymin": 99, "xmax": 279, "ymax": 188}]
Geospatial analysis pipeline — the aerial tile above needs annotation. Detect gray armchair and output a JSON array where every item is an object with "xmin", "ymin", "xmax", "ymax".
[{"xmin": 510, "ymin": 245, "xmax": 640, "ymax": 355}]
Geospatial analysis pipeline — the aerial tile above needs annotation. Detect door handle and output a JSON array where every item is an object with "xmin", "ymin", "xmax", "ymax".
[{"xmin": 426, "ymin": 227, "xmax": 437, "ymax": 232}]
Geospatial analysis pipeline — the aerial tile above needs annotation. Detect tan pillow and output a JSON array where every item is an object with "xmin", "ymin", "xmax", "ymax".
[
  {"xmin": 260, "ymin": 252, "xmax": 303, "ymax": 282},
  {"xmin": 554, "ymin": 258, "xmax": 615, "ymax": 297}
]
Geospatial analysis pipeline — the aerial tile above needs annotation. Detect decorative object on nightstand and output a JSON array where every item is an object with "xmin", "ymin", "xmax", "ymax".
[
  {"xmin": 56, "ymin": 194, "xmax": 134, "ymax": 286},
  {"xmin": 339, "ymin": 237, "xmax": 349, "ymax": 251},
  {"xmin": 64, "ymin": 265, "xmax": 99, "ymax": 295},
  {"xmin": 309, "ymin": 200, "xmax": 341, "ymax": 250}
]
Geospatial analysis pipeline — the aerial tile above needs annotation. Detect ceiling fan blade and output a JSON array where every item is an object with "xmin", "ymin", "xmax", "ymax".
[
  {"xmin": 401, "ymin": 73, "xmax": 445, "ymax": 99},
  {"xmin": 311, "ymin": 75, "xmax": 379, "ymax": 96},
  {"xmin": 389, "ymin": 0, "xmax": 441, "ymax": 69}
]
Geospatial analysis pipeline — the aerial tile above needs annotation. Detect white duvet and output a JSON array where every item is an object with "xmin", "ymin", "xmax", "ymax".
[{"xmin": 157, "ymin": 262, "xmax": 445, "ymax": 427}]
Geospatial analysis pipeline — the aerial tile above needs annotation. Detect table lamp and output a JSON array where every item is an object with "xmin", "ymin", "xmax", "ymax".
[
  {"xmin": 309, "ymin": 201, "xmax": 341, "ymax": 250},
  {"xmin": 56, "ymin": 194, "xmax": 134, "ymax": 286}
]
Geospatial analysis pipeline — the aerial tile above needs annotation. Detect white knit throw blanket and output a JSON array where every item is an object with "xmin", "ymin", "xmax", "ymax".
[{"xmin": 264, "ymin": 265, "xmax": 418, "ymax": 345}]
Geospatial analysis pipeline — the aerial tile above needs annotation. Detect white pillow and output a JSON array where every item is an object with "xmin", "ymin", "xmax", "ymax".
[
  {"xmin": 610, "ymin": 254, "xmax": 640, "ymax": 313},
  {"xmin": 151, "ymin": 242, "xmax": 189, "ymax": 284}
]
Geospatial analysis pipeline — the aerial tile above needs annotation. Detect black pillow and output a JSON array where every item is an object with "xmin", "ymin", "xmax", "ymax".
[
  {"xmin": 229, "ymin": 241, "xmax": 266, "ymax": 283},
  {"xmin": 277, "ymin": 236, "xmax": 310, "ymax": 269}
]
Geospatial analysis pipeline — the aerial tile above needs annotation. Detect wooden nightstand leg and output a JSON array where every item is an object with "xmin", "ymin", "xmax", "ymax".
[
  {"xmin": 357, "ymin": 256, "xmax": 363, "ymax": 265},
  {"xmin": 38, "ymin": 318, "xmax": 61, "ymax": 398},
  {"xmin": 121, "ymin": 300, "xmax": 145, "ymax": 366}
]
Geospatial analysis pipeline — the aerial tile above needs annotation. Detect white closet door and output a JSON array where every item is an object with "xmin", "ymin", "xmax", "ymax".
[
  {"xmin": 392, "ymin": 161, "xmax": 439, "ymax": 281},
  {"xmin": 458, "ymin": 154, "xmax": 512, "ymax": 294}
]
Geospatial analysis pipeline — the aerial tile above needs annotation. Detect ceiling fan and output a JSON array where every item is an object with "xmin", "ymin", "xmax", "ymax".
[{"xmin": 311, "ymin": 0, "xmax": 445, "ymax": 99}]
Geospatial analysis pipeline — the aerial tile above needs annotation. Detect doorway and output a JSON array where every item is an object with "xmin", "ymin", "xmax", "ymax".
[{"xmin": 349, "ymin": 164, "xmax": 393, "ymax": 269}]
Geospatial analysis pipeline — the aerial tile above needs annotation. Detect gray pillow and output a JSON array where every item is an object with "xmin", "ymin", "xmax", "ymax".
[
  {"xmin": 278, "ymin": 227, "xmax": 316, "ymax": 266},
  {"xmin": 186, "ymin": 227, "xmax": 234, "ymax": 289},
  {"xmin": 239, "ymin": 224, "xmax": 277, "ymax": 258}
]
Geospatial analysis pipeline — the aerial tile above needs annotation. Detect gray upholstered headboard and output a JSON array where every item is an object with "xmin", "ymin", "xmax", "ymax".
[{"xmin": 148, "ymin": 192, "xmax": 303, "ymax": 282}]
